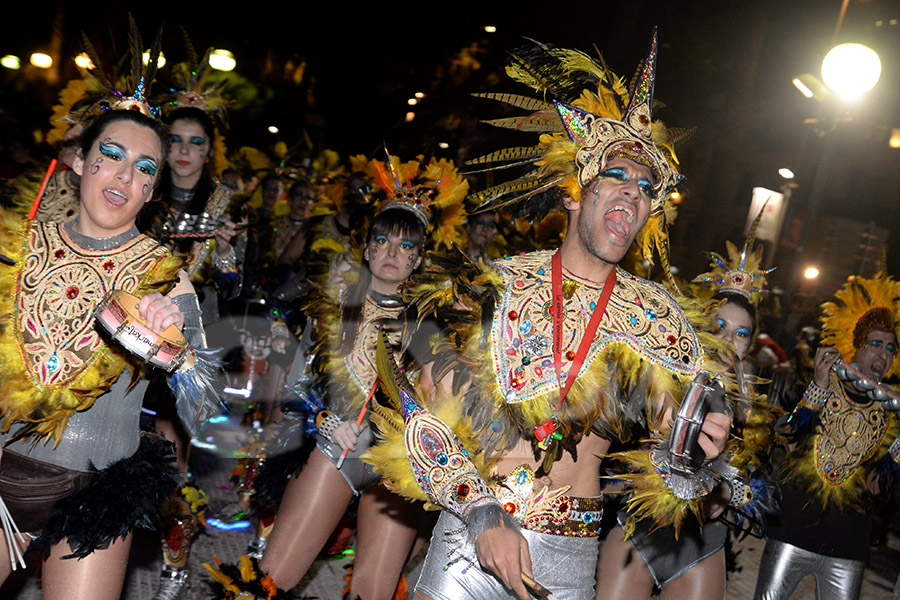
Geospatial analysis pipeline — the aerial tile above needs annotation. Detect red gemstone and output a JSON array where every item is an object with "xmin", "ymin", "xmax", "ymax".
[
  {"xmin": 456, "ymin": 484, "xmax": 470, "ymax": 498},
  {"xmin": 54, "ymin": 250, "xmax": 65, "ymax": 259},
  {"xmin": 565, "ymin": 350, "xmax": 575, "ymax": 361},
  {"xmin": 66, "ymin": 286, "xmax": 79, "ymax": 299},
  {"xmin": 508, "ymin": 310, "xmax": 518, "ymax": 321},
  {"xmin": 165, "ymin": 522, "xmax": 185, "ymax": 551},
  {"xmin": 559, "ymin": 503, "xmax": 569, "ymax": 513},
  {"xmin": 103, "ymin": 260, "xmax": 114, "ymax": 272},
  {"xmin": 667, "ymin": 335, "xmax": 676, "ymax": 345},
  {"xmin": 511, "ymin": 378, "xmax": 521, "ymax": 389},
  {"xmin": 503, "ymin": 502, "xmax": 517, "ymax": 514}
]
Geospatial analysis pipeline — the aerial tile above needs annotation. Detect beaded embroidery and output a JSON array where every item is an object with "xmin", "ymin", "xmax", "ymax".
[
  {"xmin": 344, "ymin": 296, "xmax": 404, "ymax": 395},
  {"xmin": 34, "ymin": 170, "xmax": 80, "ymax": 224},
  {"xmin": 814, "ymin": 376, "xmax": 889, "ymax": 486},
  {"xmin": 16, "ymin": 221, "xmax": 169, "ymax": 390},
  {"xmin": 491, "ymin": 251, "xmax": 700, "ymax": 404}
]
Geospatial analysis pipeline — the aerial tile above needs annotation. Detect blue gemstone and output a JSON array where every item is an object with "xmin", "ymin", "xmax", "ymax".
[
  {"xmin": 645, "ymin": 309, "xmax": 657, "ymax": 321},
  {"xmin": 537, "ymin": 268, "xmax": 545, "ymax": 275},
  {"xmin": 583, "ymin": 512, "xmax": 594, "ymax": 523},
  {"xmin": 630, "ymin": 315, "xmax": 638, "ymax": 326},
  {"xmin": 590, "ymin": 301, "xmax": 596, "ymax": 310},
  {"xmin": 516, "ymin": 470, "xmax": 528, "ymax": 484},
  {"xmin": 437, "ymin": 453, "xmax": 449, "ymax": 465},
  {"xmin": 519, "ymin": 320, "xmax": 532, "ymax": 335},
  {"xmin": 658, "ymin": 324, "xmax": 666, "ymax": 332},
  {"xmin": 47, "ymin": 354, "xmax": 58, "ymax": 372}
]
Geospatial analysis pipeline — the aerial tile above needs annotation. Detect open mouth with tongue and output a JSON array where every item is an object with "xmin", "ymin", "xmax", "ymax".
[
  {"xmin": 603, "ymin": 204, "xmax": 635, "ymax": 244},
  {"xmin": 103, "ymin": 188, "xmax": 128, "ymax": 208}
]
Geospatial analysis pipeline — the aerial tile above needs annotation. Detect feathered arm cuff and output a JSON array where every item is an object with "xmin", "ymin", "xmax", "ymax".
[
  {"xmin": 170, "ymin": 347, "xmax": 222, "ymax": 435},
  {"xmin": 401, "ymin": 391, "xmax": 517, "ymax": 544},
  {"xmin": 781, "ymin": 381, "xmax": 829, "ymax": 440},
  {"xmin": 720, "ymin": 474, "xmax": 778, "ymax": 538}
]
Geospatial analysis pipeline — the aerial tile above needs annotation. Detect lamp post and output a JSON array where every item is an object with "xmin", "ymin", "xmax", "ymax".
[{"xmin": 775, "ymin": 43, "xmax": 881, "ymax": 341}]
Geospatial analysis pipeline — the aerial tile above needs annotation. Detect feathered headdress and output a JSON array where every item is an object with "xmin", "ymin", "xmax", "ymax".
[
  {"xmin": 820, "ymin": 274, "xmax": 900, "ymax": 377},
  {"xmin": 369, "ymin": 147, "xmax": 468, "ymax": 250},
  {"xmin": 466, "ymin": 28, "xmax": 689, "ymax": 282},
  {"xmin": 47, "ymin": 16, "xmax": 163, "ymax": 145},
  {"xmin": 693, "ymin": 204, "xmax": 774, "ymax": 307}
]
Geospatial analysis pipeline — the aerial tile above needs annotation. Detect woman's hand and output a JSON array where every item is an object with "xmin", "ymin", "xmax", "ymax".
[
  {"xmin": 333, "ymin": 421, "xmax": 363, "ymax": 452},
  {"xmin": 139, "ymin": 292, "xmax": 185, "ymax": 332},
  {"xmin": 704, "ymin": 482, "xmax": 731, "ymax": 519},
  {"xmin": 214, "ymin": 220, "xmax": 238, "ymax": 255},
  {"xmin": 813, "ymin": 346, "xmax": 841, "ymax": 389}
]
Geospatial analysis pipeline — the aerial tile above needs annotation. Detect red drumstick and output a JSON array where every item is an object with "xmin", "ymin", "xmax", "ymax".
[
  {"xmin": 335, "ymin": 379, "xmax": 378, "ymax": 469},
  {"xmin": 28, "ymin": 159, "xmax": 57, "ymax": 220}
]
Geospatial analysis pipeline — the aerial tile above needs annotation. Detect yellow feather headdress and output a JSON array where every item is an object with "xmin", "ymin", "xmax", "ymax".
[
  {"xmin": 820, "ymin": 273, "xmax": 900, "ymax": 377},
  {"xmin": 467, "ymin": 29, "xmax": 688, "ymax": 284}
]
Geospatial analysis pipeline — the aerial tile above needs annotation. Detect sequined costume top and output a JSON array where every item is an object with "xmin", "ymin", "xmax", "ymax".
[
  {"xmin": 0, "ymin": 217, "xmax": 187, "ymax": 469},
  {"xmin": 781, "ymin": 373, "xmax": 899, "ymax": 512},
  {"xmin": 34, "ymin": 169, "xmax": 81, "ymax": 223},
  {"xmin": 470, "ymin": 251, "xmax": 701, "ymax": 460}
]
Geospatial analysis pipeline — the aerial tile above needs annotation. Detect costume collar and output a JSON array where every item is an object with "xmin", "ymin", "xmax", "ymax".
[{"xmin": 65, "ymin": 220, "xmax": 141, "ymax": 251}]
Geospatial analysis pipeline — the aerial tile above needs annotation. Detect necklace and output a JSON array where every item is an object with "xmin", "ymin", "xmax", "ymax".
[{"xmin": 64, "ymin": 220, "xmax": 140, "ymax": 251}]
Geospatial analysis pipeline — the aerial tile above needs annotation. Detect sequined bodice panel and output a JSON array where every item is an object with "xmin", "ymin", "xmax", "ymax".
[
  {"xmin": 16, "ymin": 222, "xmax": 167, "ymax": 390},
  {"xmin": 344, "ymin": 296, "xmax": 404, "ymax": 394},
  {"xmin": 490, "ymin": 252, "xmax": 700, "ymax": 404},
  {"xmin": 814, "ymin": 377, "xmax": 889, "ymax": 486}
]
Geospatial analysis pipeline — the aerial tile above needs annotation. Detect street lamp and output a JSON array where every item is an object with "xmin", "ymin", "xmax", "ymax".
[{"xmin": 821, "ymin": 43, "xmax": 881, "ymax": 101}]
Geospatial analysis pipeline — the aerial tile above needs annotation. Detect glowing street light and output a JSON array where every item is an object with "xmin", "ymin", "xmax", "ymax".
[
  {"xmin": 414, "ymin": 92, "xmax": 425, "ymax": 99},
  {"xmin": 407, "ymin": 98, "xmax": 418, "ymax": 106},
  {"xmin": 779, "ymin": 168, "xmax": 795, "ymax": 179},
  {"xmin": 405, "ymin": 112, "xmax": 415, "ymax": 122},
  {"xmin": 209, "ymin": 49, "xmax": 236, "ymax": 72},
  {"xmin": 1, "ymin": 55, "xmax": 21, "ymax": 70},
  {"xmin": 73, "ymin": 52, "xmax": 95, "ymax": 70},
  {"xmin": 804, "ymin": 266, "xmax": 820, "ymax": 279},
  {"xmin": 30, "ymin": 53, "xmax": 52, "ymax": 69},
  {"xmin": 267, "ymin": 125, "xmax": 279, "ymax": 134},
  {"xmin": 484, "ymin": 26, "xmax": 497, "ymax": 33},
  {"xmin": 821, "ymin": 43, "xmax": 880, "ymax": 101},
  {"xmin": 142, "ymin": 50, "xmax": 165, "ymax": 68},
  {"xmin": 889, "ymin": 129, "xmax": 900, "ymax": 149}
]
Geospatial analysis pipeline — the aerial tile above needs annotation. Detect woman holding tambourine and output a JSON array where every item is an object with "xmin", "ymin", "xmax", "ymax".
[{"xmin": 0, "ymin": 103, "xmax": 218, "ymax": 600}]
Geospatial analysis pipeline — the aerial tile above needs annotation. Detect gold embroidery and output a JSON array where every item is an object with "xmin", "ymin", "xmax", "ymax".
[
  {"xmin": 490, "ymin": 251, "xmax": 700, "ymax": 403},
  {"xmin": 34, "ymin": 170, "xmax": 80, "ymax": 223},
  {"xmin": 344, "ymin": 296, "xmax": 404, "ymax": 394},
  {"xmin": 815, "ymin": 377, "xmax": 889, "ymax": 486},
  {"xmin": 16, "ymin": 222, "xmax": 169, "ymax": 390}
]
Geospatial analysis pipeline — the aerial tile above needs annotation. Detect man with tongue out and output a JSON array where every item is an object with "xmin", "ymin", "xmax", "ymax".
[
  {"xmin": 365, "ymin": 31, "xmax": 734, "ymax": 600},
  {"xmin": 754, "ymin": 274, "xmax": 900, "ymax": 600}
]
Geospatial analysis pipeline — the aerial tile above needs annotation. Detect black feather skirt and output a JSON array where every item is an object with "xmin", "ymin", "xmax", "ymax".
[{"xmin": 32, "ymin": 433, "xmax": 181, "ymax": 559}]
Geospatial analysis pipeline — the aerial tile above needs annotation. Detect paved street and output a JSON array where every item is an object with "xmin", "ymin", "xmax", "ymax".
[{"xmin": 3, "ymin": 448, "xmax": 898, "ymax": 599}]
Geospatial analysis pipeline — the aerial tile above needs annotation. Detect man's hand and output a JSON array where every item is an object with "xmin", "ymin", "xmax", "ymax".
[
  {"xmin": 698, "ymin": 411, "xmax": 731, "ymax": 460},
  {"xmin": 333, "ymin": 421, "xmax": 362, "ymax": 452},
  {"xmin": 139, "ymin": 292, "xmax": 184, "ymax": 332},
  {"xmin": 813, "ymin": 346, "xmax": 841, "ymax": 389},
  {"xmin": 475, "ymin": 524, "xmax": 534, "ymax": 600}
]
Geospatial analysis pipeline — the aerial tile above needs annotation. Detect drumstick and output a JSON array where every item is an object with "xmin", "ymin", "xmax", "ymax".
[
  {"xmin": 335, "ymin": 379, "xmax": 378, "ymax": 469},
  {"xmin": 28, "ymin": 159, "xmax": 57, "ymax": 220},
  {"xmin": 521, "ymin": 573, "xmax": 553, "ymax": 598}
]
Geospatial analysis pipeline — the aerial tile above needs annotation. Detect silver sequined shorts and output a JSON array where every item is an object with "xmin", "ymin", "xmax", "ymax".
[
  {"xmin": 416, "ymin": 510, "xmax": 598, "ymax": 600},
  {"xmin": 316, "ymin": 427, "xmax": 379, "ymax": 495}
]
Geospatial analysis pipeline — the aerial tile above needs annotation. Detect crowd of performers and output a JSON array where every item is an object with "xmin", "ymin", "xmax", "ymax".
[{"xmin": 0, "ymin": 21, "xmax": 899, "ymax": 600}]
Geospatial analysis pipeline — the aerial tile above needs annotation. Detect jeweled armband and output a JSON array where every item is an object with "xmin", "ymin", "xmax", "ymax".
[
  {"xmin": 212, "ymin": 246, "xmax": 238, "ymax": 273},
  {"xmin": 316, "ymin": 411, "xmax": 343, "ymax": 443},
  {"xmin": 889, "ymin": 436, "xmax": 900, "ymax": 465},
  {"xmin": 799, "ymin": 382, "xmax": 831, "ymax": 410},
  {"xmin": 726, "ymin": 477, "xmax": 753, "ymax": 508},
  {"xmin": 401, "ymin": 391, "xmax": 500, "ymax": 519}
]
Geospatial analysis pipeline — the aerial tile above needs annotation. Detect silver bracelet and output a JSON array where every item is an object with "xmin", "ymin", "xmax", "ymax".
[
  {"xmin": 889, "ymin": 436, "xmax": 900, "ymax": 463},
  {"xmin": 727, "ymin": 477, "xmax": 753, "ymax": 508},
  {"xmin": 212, "ymin": 246, "xmax": 237, "ymax": 271},
  {"xmin": 801, "ymin": 382, "xmax": 831, "ymax": 409},
  {"xmin": 317, "ymin": 412, "xmax": 343, "ymax": 443}
]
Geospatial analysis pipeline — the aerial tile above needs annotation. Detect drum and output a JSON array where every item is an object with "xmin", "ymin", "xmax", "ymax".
[{"xmin": 93, "ymin": 290, "xmax": 190, "ymax": 372}]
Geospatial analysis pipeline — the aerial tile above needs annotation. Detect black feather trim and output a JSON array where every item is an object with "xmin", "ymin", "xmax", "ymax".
[
  {"xmin": 33, "ymin": 434, "xmax": 180, "ymax": 559},
  {"xmin": 250, "ymin": 441, "xmax": 315, "ymax": 512}
]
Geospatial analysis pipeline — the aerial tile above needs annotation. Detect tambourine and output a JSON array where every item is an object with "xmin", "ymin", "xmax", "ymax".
[
  {"xmin": 667, "ymin": 371, "xmax": 727, "ymax": 474},
  {"xmin": 832, "ymin": 359, "xmax": 900, "ymax": 411},
  {"xmin": 93, "ymin": 290, "xmax": 190, "ymax": 372}
]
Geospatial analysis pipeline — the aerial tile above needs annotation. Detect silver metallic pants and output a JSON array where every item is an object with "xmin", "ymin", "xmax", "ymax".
[
  {"xmin": 416, "ymin": 510, "xmax": 598, "ymax": 600},
  {"xmin": 753, "ymin": 539, "xmax": 865, "ymax": 600}
]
